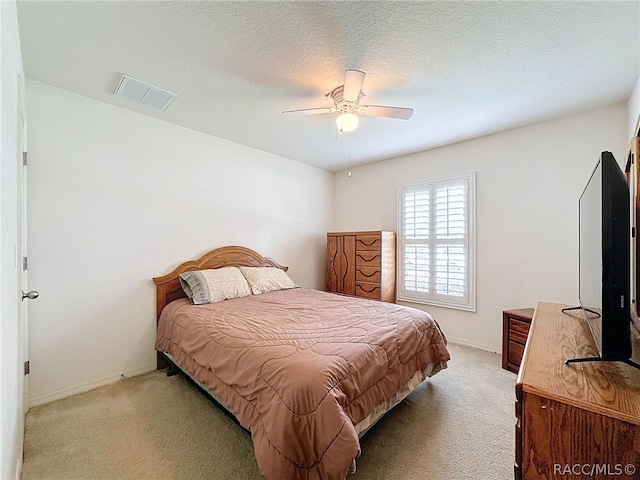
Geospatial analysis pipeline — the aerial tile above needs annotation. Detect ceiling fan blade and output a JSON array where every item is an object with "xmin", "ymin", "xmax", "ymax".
[
  {"xmin": 360, "ymin": 105, "xmax": 414, "ymax": 120},
  {"xmin": 342, "ymin": 70, "xmax": 366, "ymax": 103},
  {"xmin": 282, "ymin": 107, "xmax": 334, "ymax": 116}
]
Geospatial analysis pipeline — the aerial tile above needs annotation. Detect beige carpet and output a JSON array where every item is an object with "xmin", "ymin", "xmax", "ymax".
[{"xmin": 21, "ymin": 343, "xmax": 516, "ymax": 480}]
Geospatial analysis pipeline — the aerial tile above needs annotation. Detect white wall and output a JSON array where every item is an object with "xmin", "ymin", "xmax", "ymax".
[
  {"xmin": 0, "ymin": 1, "xmax": 25, "ymax": 479},
  {"xmin": 334, "ymin": 104, "xmax": 628, "ymax": 352},
  {"xmin": 26, "ymin": 80, "xmax": 333, "ymax": 405}
]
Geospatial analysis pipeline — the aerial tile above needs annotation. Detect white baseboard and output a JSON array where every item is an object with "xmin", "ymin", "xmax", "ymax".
[
  {"xmin": 446, "ymin": 336, "xmax": 500, "ymax": 355},
  {"xmin": 28, "ymin": 364, "xmax": 156, "ymax": 408}
]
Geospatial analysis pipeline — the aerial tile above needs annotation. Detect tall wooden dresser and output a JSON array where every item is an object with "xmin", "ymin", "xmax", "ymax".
[
  {"xmin": 326, "ymin": 231, "xmax": 396, "ymax": 302},
  {"xmin": 515, "ymin": 302, "xmax": 640, "ymax": 479}
]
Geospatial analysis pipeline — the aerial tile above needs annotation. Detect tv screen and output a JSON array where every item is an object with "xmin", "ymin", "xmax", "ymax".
[{"xmin": 578, "ymin": 151, "xmax": 631, "ymax": 361}]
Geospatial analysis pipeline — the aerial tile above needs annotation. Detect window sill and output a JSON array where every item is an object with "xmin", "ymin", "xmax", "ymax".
[{"xmin": 396, "ymin": 294, "xmax": 476, "ymax": 312}]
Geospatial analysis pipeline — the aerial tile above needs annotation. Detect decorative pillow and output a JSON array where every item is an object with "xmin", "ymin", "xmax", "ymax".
[
  {"xmin": 238, "ymin": 266, "xmax": 296, "ymax": 295},
  {"xmin": 179, "ymin": 267, "xmax": 251, "ymax": 305}
]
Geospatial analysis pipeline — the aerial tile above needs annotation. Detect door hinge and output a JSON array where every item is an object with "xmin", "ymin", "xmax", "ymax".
[
  {"xmin": 23, "ymin": 256, "xmax": 28, "ymax": 271},
  {"xmin": 24, "ymin": 361, "xmax": 30, "ymax": 375},
  {"xmin": 22, "ymin": 151, "xmax": 28, "ymax": 166}
]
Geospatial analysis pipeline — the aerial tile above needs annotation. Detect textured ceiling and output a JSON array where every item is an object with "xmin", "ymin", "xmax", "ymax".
[{"xmin": 17, "ymin": 1, "xmax": 640, "ymax": 172}]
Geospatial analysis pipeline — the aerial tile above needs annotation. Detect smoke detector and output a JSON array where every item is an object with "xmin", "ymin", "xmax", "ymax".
[{"xmin": 114, "ymin": 74, "xmax": 177, "ymax": 111}]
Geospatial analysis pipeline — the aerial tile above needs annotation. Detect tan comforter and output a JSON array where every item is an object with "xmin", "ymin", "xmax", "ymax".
[{"xmin": 156, "ymin": 288, "xmax": 449, "ymax": 480}]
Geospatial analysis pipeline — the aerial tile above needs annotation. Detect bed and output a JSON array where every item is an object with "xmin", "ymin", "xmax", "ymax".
[{"xmin": 153, "ymin": 245, "xmax": 450, "ymax": 480}]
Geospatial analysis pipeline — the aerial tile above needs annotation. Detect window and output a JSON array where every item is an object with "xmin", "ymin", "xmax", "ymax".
[{"xmin": 397, "ymin": 172, "xmax": 476, "ymax": 311}]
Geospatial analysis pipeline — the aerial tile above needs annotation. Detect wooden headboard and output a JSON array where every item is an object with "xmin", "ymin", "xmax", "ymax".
[
  {"xmin": 152, "ymin": 246, "xmax": 288, "ymax": 369},
  {"xmin": 152, "ymin": 245, "xmax": 288, "ymax": 322}
]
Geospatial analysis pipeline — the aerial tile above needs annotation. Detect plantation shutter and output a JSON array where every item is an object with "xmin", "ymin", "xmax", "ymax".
[
  {"xmin": 434, "ymin": 180, "xmax": 467, "ymax": 299},
  {"xmin": 402, "ymin": 187, "xmax": 430, "ymax": 293},
  {"xmin": 398, "ymin": 173, "xmax": 475, "ymax": 311}
]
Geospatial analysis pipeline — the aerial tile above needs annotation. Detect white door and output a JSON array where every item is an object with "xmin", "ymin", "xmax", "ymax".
[{"xmin": 17, "ymin": 74, "xmax": 37, "ymax": 413}]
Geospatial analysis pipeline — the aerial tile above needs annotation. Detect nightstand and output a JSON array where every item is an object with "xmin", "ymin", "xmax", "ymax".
[{"xmin": 502, "ymin": 308, "xmax": 534, "ymax": 373}]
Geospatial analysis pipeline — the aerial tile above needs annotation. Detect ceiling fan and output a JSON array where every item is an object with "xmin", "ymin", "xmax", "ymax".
[{"xmin": 282, "ymin": 70, "xmax": 414, "ymax": 132}]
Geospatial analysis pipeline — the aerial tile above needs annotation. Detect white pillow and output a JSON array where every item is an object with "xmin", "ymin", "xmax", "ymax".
[
  {"xmin": 238, "ymin": 266, "xmax": 295, "ymax": 295},
  {"xmin": 179, "ymin": 267, "xmax": 251, "ymax": 305}
]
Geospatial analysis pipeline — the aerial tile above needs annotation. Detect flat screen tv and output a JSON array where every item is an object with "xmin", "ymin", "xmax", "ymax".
[{"xmin": 564, "ymin": 151, "xmax": 638, "ymax": 369}]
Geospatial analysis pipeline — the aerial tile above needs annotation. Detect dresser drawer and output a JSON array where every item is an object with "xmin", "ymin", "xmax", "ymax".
[
  {"xmin": 356, "ymin": 235, "xmax": 381, "ymax": 251},
  {"xmin": 356, "ymin": 266, "xmax": 381, "ymax": 284},
  {"xmin": 355, "ymin": 251, "xmax": 381, "ymax": 267},
  {"xmin": 508, "ymin": 340, "xmax": 525, "ymax": 367},
  {"xmin": 355, "ymin": 282, "xmax": 381, "ymax": 299},
  {"xmin": 509, "ymin": 318, "xmax": 531, "ymax": 345}
]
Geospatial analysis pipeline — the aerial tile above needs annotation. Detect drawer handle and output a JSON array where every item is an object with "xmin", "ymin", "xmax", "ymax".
[
  {"xmin": 359, "ymin": 285, "xmax": 378, "ymax": 293},
  {"xmin": 358, "ymin": 270, "xmax": 378, "ymax": 278},
  {"xmin": 357, "ymin": 254, "xmax": 377, "ymax": 261},
  {"xmin": 358, "ymin": 239, "xmax": 378, "ymax": 247}
]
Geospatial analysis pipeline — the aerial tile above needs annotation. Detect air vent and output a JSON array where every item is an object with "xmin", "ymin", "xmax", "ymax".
[{"xmin": 114, "ymin": 74, "xmax": 177, "ymax": 111}]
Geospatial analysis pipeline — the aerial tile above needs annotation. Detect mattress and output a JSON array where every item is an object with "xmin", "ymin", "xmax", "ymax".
[{"xmin": 156, "ymin": 287, "xmax": 449, "ymax": 480}]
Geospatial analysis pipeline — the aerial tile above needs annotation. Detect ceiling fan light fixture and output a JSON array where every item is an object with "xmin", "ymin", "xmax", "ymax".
[{"xmin": 337, "ymin": 112, "xmax": 358, "ymax": 132}]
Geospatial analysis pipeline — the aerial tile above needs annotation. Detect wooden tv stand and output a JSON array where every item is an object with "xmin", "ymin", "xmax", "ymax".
[{"xmin": 515, "ymin": 302, "xmax": 640, "ymax": 479}]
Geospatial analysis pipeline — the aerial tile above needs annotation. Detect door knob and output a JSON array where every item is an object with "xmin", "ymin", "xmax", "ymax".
[{"xmin": 22, "ymin": 290, "xmax": 39, "ymax": 301}]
